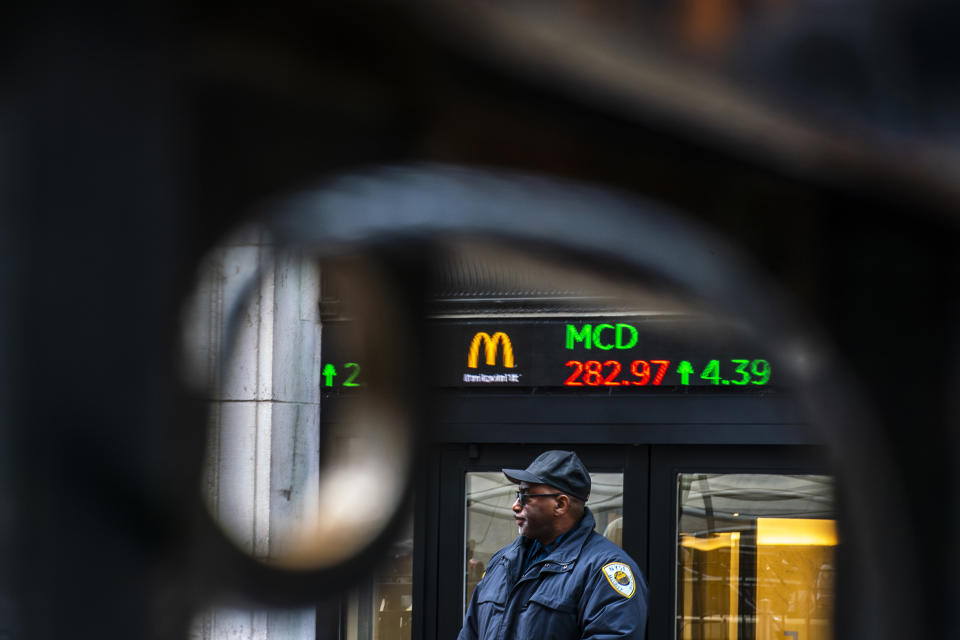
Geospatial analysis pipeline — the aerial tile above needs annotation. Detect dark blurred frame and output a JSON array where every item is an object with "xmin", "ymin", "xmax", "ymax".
[{"xmin": 4, "ymin": 2, "xmax": 959, "ymax": 639}]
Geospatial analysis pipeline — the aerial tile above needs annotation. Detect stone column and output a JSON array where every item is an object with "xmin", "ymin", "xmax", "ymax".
[{"xmin": 185, "ymin": 226, "xmax": 322, "ymax": 640}]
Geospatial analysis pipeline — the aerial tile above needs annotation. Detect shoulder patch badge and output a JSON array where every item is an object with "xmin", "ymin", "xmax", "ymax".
[{"xmin": 602, "ymin": 562, "xmax": 636, "ymax": 598}]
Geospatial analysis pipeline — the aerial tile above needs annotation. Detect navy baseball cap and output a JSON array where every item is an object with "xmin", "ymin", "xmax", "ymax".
[{"xmin": 503, "ymin": 450, "xmax": 591, "ymax": 502}]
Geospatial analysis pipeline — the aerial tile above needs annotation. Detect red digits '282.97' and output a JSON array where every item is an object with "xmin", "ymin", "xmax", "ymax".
[{"xmin": 564, "ymin": 360, "xmax": 669, "ymax": 386}]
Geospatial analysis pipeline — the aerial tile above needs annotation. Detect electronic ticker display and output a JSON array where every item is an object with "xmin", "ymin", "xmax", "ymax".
[{"xmin": 321, "ymin": 317, "xmax": 775, "ymax": 391}]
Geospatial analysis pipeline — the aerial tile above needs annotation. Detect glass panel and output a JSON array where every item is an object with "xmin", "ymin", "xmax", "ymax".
[
  {"xmin": 464, "ymin": 471, "xmax": 624, "ymax": 613},
  {"xmin": 676, "ymin": 474, "xmax": 835, "ymax": 640},
  {"xmin": 343, "ymin": 516, "xmax": 413, "ymax": 640}
]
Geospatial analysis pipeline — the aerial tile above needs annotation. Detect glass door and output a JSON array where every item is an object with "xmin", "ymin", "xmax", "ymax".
[
  {"xmin": 340, "ymin": 513, "xmax": 413, "ymax": 640},
  {"xmin": 436, "ymin": 444, "xmax": 649, "ymax": 639},
  {"xmin": 650, "ymin": 446, "xmax": 835, "ymax": 640}
]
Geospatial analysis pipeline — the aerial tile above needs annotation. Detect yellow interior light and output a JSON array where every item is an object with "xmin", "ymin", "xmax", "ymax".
[
  {"xmin": 680, "ymin": 533, "xmax": 735, "ymax": 552},
  {"xmin": 756, "ymin": 517, "xmax": 837, "ymax": 546}
]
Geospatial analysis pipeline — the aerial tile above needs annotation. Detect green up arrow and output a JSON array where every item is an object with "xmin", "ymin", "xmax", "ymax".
[
  {"xmin": 322, "ymin": 363, "xmax": 337, "ymax": 387},
  {"xmin": 676, "ymin": 361, "xmax": 694, "ymax": 385}
]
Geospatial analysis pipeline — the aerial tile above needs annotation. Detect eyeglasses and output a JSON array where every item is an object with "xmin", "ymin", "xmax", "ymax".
[{"xmin": 514, "ymin": 491, "xmax": 563, "ymax": 506}]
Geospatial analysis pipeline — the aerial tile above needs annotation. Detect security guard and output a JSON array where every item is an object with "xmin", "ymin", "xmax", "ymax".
[{"xmin": 459, "ymin": 450, "xmax": 648, "ymax": 640}]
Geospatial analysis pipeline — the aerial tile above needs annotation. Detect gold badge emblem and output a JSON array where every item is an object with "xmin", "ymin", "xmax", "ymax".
[{"xmin": 602, "ymin": 562, "xmax": 636, "ymax": 598}]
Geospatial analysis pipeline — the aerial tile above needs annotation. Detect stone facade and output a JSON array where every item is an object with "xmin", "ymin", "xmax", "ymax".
[{"xmin": 184, "ymin": 226, "xmax": 322, "ymax": 640}]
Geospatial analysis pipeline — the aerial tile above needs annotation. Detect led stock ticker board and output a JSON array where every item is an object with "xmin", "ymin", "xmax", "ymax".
[
  {"xmin": 321, "ymin": 317, "xmax": 775, "ymax": 391},
  {"xmin": 558, "ymin": 323, "xmax": 769, "ymax": 387}
]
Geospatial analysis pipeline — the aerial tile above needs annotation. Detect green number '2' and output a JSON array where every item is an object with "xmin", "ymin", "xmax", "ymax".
[{"xmin": 343, "ymin": 362, "xmax": 362, "ymax": 387}]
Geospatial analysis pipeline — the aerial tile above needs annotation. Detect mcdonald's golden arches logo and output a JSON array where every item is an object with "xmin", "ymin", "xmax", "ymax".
[{"xmin": 467, "ymin": 332, "xmax": 515, "ymax": 368}]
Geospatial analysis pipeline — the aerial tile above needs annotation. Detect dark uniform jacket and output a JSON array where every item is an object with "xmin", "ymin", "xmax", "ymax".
[{"xmin": 458, "ymin": 508, "xmax": 648, "ymax": 640}]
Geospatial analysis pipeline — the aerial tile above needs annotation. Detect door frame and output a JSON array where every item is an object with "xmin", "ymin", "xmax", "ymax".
[
  {"xmin": 647, "ymin": 445, "xmax": 832, "ymax": 640},
  {"xmin": 430, "ymin": 443, "xmax": 649, "ymax": 640}
]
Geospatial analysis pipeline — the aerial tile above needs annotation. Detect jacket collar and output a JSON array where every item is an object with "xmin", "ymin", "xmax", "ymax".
[
  {"xmin": 506, "ymin": 507, "xmax": 597, "ymax": 569},
  {"xmin": 545, "ymin": 507, "xmax": 596, "ymax": 565}
]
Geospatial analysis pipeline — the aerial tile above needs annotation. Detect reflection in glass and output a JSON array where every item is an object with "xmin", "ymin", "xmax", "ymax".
[
  {"xmin": 464, "ymin": 471, "xmax": 624, "ymax": 613},
  {"xmin": 677, "ymin": 474, "xmax": 835, "ymax": 640}
]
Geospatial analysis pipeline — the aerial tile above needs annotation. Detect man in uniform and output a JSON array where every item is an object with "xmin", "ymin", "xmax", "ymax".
[{"xmin": 458, "ymin": 450, "xmax": 648, "ymax": 640}]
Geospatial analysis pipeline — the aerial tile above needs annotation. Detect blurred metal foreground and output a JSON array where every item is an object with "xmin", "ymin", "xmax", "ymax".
[{"xmin": 3, "ymin": 1, "xmax": 960, "ymax": 639}]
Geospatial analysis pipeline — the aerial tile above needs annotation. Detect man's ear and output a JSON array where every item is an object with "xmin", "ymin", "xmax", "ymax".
[{"xmin": 554, "ymin": 494, "xmax": 569, "ymax": 516}]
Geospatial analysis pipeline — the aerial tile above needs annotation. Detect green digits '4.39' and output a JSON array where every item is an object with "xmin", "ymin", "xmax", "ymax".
[{"xmin": 698, "ymin": 359, "xmax": 770, "ymax": 385}]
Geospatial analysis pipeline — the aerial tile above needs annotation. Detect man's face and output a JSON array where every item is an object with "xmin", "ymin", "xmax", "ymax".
[{"xmin": 513, "ymin": 482, "xmax": 557, "ymax": 542}]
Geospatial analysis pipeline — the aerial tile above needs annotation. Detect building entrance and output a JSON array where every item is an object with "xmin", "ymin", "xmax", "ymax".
[
  {"xmin": 325, "ymin": 311, "xmax": 834, "ymax": 640},
  {"xmin": 423, "ymin": 444, "xmax": 833, "ymax": 640}
]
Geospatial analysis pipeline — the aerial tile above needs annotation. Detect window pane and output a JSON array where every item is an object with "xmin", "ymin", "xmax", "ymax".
[
  {"xmin": 343, "ymin": 517, "xmax": 413, "ymax": 640},
  {"xmin": 464, "ymin": 471, "xmax": 624, "ymax": 613},
  {"xmin": 677, "ymin": 473, "xmax": 835, "ymax": 640}
]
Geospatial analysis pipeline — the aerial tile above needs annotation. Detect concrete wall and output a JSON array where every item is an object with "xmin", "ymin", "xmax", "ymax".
[{"xmin": 184, "ymin": 226, "xmax": 322, "ymax": 640}]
